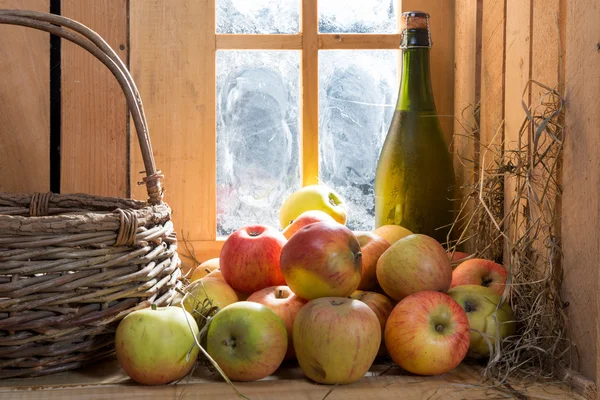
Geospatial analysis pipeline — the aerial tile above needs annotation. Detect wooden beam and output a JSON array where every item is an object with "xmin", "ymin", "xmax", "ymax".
[
  {"xmin": 561, "ymin": 0, "xmax": 600, "ymax": 386},
  {"xmin": 300, "ymin": 0, "xmax": 319, "ymax": 186},
  {"xmin": 130, "ymin": 0, "xmax": 217, "ymax": 241},
  {"xmin": 318, "ymin": 34, "xmax": 402, "ymax": 49},
  {"xmin": 217, "ymin": 34, "xmax": 302, "ymax": 49},
  {"xmin": 61, "ymin": 0, "xmax": 129, "ymax": 197},
  {"xmin": 0, "ymin": 0, "xmax": 49, "ymax": 193}
]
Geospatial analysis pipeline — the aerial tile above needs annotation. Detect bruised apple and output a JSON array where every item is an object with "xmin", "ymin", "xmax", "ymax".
[
  {"xmin": 376, "ymin": 234, "xmax": 452, "ymax": 301},
  {"xmin": 115, "ymin": 306, "xmax": 199, "ymax": 385},
  {"xmin": 247, "ymin": 285, "xmax": 307, "ymax": 359},
  {"xmin": 280, "ymin": 221, "xmax": 362, "ymax": 300},
  {"xmin": 353, "ymin": 231, "xmax": 391, "ymax": 290},
  {"xmin": 293, "ymin": 297, "xmax": 380, "ymax": 384},
  {"xmin": 282, "ymin": 210, "xmax": 336, "ymax": 239},
  {"xmin": 220, "ymin": 224, "xmax": 286, "ymax": 294}
]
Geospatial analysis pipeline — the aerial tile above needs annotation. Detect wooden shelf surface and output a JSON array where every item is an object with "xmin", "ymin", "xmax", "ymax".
[{"xmin": 0, "ymin": 358, "xmax": 584, "ymax": 400}]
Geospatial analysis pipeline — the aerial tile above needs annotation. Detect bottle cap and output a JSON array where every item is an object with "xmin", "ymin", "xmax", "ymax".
[
  {"xmin": 400, "ymin": 11, "xmax": 431, "ymax": 49},
  {"xmin": 400, "ymin": 11, "xmax": 429, "ymax": 31}
]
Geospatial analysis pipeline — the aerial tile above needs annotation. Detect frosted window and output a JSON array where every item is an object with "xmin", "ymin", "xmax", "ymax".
[
  {"xmin": 319, "ymin": 0, "xmax": 398, "ymax": 33},
  {"xmin": 217, "ymin": 0, "xmax": 300, "ymax": 34},
  {"xmin": 217, "ymin": 51, "xmax": 301, "ymax": 236},
  {"xmin": 319, "ymin": 50, "xmax": 399, "ymax": 231}
]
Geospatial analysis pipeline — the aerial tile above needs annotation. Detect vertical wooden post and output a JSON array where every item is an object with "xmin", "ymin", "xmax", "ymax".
[
  {"xmin": 0, "ymin": 0, "xmax": 50, "ymax": 193},
  {"xmin": 61, "ymin": 0, "xmax": 129, "ymax": 197},
  {"xmin": 301, "ymin": 0, "xmax": 319, "ymax": 186},
  {"xmin": 130, "ymin": 0, "xmax": 217, "ymax": 270},
  {"xmin": 562, "ymin": 0, "xmax": 600, "ymax": 386}
]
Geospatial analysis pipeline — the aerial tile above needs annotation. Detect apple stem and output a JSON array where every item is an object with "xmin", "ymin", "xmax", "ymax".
[
  {"xmin": 330, "ymin": 299, "xmax": 344, "ymax": 306},
  {"xmin": 482, "ymin": 277, "xmax": 493, "ymax": 287},
  {"xmin": 151, "ymin": 304, "xmax": 157, "ymax": 311},
  {"xmin": 205, "ymin": 268, "xmax": 211, "ymax": 274},
  {"xmin": 435, "ymin": 324, "xmax": 444, "ymax": 333},
  {"xmin": 277, "ymin": 289, "xmax": 284, "ymax": 299}
]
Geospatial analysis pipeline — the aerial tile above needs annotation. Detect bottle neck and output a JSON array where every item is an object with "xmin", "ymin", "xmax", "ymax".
[{"xmin": 396, "ymin": 31, "xmax": 436, "ymax": 112}]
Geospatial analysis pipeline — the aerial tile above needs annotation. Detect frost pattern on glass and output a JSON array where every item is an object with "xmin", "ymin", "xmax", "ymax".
[
  {"xmin": 319, "ymin": 0, "xmax": 397, "ymax": 33},
  {"xmin": 319, "ymin": 50, "xmax": 398, "ymax": 231},
  {"xmin": 217, "ymin": 51, "xmax": 301, "ymax": 236},
  {"xmin": 217, "ymin": 0, "xmax": 300, "ymax": 34}
]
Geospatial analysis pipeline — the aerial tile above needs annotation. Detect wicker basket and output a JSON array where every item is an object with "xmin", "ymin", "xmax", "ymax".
[{"xmin": 0, "ymin": 10, "xmax": 182, "ymax": 378}]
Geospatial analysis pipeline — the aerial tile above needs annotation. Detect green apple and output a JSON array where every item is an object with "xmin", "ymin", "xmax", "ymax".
[
  {"xmin": 181, "ymin": 277, "xmax": 239, "ymax": 317},
  {"xmin": 206, "ymin": 301, "xmax": 287, "ymax": 381},
  {"xmin": 115, "ymin": 306, "xmax": 199, "ymax": 385},
  {"xmin": 447, "ymin": 285, "xmax": 516, "ymax": 357},
  {"xmin": 279, "ymin": 184, "xmax": 347, "ymax": 229}
]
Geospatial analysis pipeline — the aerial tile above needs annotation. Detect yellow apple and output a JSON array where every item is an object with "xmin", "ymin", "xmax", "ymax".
[
  {"xmin": 373, "ymin": 224, "xmax": 413, "ymax": 245},
  {"xmin": 182, "ymin": 277, "xmax": 239, "ymax": 316},
  {"xmin": 189, "ymin": 257, "xmax": 220, "ymax": 282},
  {"xmin": 279, "ymin": 184, "xmax": 347, "ymax": 229}
]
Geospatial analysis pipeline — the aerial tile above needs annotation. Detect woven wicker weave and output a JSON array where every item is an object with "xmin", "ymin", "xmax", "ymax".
[{"xmin": 0, "ymin": 10, "xmax": 181, "ymax": 378}]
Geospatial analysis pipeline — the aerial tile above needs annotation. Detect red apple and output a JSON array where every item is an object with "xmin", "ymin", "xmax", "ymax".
[
  {"xmin": 280, "ymin": 221, "xmax": 362, "ymax": 300},
  {"xmin": 282, "ymin": 210, "xmax": 336, "ymax": 239},
  {"xmin": 353, "ymin": 231, "xmax": 391, "ymax": 290},
  {"xmin": 115, "ymin": 306, "xmax": 199, "ymax": 385},
  {"xmin": 220, "ymin": 224, "xmax": 287, "ymax": 294},
  {"xmin": 206, "ymin": 301, "xmax": 287, "ymax": 381},
  {"xmin": 376, "ymin": 234, "xmax": 452, "ymax": 301},
  {"xmin": 247, "ymin": 285, "xmax": 308, "ymax": 359},
  {"xmin": 349, "ymin": 290, "xmax": 394, "ymax": 355},
  {"xmin": 385, "ymin": 291, "xmax": 470, "ymax": 375},
  {"xmin": 451, "ymin": 258, "xmax": 508, "ymax": 295},
  {"xmin": 293, "ymin": 297, "xmax": 380, "ymax": 384}
]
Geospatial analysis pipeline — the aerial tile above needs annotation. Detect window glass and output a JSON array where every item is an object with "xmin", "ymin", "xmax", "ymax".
[
  {"xmin": 319, "ymin": 0, "xmax": 398, "ymax": 33},
  {"xmin": 217, "ymin": 0, "xmax": 300, "ymax": 34},
  {"xmin": 319, "ymin": 50, "xmax": 399, "ymax": 230},
  {"xmin": 216, "ymin": 51, "xmax": 301, "ymax": 235}
]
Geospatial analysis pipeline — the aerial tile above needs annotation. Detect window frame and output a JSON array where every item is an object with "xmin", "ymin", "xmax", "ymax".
[{"xmin": 128, "ymin": 0, "xmax": 455, "ymax": 271}]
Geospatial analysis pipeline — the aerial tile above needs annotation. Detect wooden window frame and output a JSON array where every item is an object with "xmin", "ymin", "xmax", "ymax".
[{"xmin": 129, "ymin": 0, "xmax": 455, "ymax": 272}]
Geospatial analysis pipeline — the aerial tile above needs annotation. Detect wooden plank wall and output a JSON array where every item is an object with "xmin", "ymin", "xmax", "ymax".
[
  {"xmin": 454, "ymin": 0, "xmax": 600, "ymax": 390},
  {"xmin": 129, "ymin": 0, "xmax": 217, "ymax": 272},
  {"xmin": 562, "ymin": 0, "xmax": 600, "ymax": 387},
  {"xmin": 61, "ymin": 0, "xmax": 129, "ymax": 197},
  {"xmin": 0, "ymin": 0, "xmax": 50, "ymax": 193}
]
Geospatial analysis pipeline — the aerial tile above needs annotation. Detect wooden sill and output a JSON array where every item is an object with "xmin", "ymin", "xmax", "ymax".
[{"xmin": 0, "ymin": 358, "xmax": 584, "ymax": 400}]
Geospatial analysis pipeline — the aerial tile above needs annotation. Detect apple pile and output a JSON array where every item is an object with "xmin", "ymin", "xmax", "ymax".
[{"xmin": 114, "ymin": 183, "xmax": 517, "ymax": 386}]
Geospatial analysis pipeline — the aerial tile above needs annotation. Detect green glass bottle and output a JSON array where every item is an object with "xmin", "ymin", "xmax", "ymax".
[{"xmin": 374, "ymin": 11, "xmax": 456, "ymax": 245}]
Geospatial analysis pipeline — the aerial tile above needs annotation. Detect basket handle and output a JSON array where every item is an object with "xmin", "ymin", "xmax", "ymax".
[{"xmin": 0, "ymin": 10, "xmax": 164, "ymax": 205}]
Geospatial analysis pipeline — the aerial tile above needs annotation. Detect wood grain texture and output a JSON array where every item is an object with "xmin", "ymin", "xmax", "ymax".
[
  {"xmin": 561, "ymin": 0, "xmax": 600, "ymax": 386},
  {"xmin": 0, "ymin": 358, "xmax": 585, "ymax": 400},
  {"xmin": 301, "ymin": 0, "xmax": 319, "ymax": 186},
  {"xmin": 130, "ymin": 0, "xmax": 216, "ymax": 241},
  {"xmin": 0, "ymin": 0, "xmax": 49, "ymax": 193},
  {"xmin": 60, "ymin": 0, "xmax": 129, "ymax": 197},
  {"xmin": 479, "ymin": 0, "xmax": 506, "ymax": 156},
  {"xmin": 453, "ymin": 0, "xmax": 481, "ymax": 254},
  {"xmin": 503, "ymin": 0, "xmax": 531, "ymax": 259},
  {"xmin": 318, "ymin": 34, "xmax": 402, "ymax": 49},
  {"xmin": 217, "ymin": 34, "xmax": 302, "ymax": 49},
  {"xmin": 402, "ymin": 0, "xmax": 456, "ymax": 146}
]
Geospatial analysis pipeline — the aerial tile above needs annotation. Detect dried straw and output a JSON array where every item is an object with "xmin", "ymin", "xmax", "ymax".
[{"xmin": 448, "ymin": 78, "xmax": 577, "ymax": 390}]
